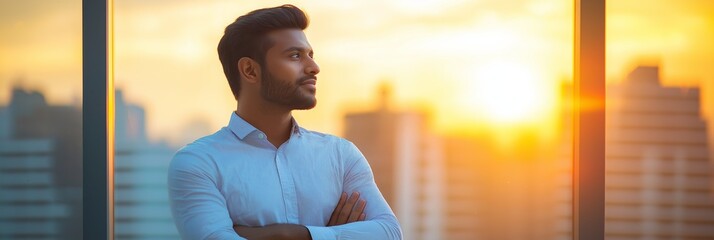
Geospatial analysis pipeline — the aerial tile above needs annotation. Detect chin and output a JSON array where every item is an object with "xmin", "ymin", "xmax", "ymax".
[
  {"xmin": 294, "ymin": 103, "xmax": 316, "ymax": 110},
  {"xmin": 293, "ymin": 98, "xmax": 317, "ymax": 110}
]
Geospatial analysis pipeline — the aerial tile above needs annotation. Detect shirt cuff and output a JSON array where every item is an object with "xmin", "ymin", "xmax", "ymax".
[{"xmin": 305, "ymin": 226, "xmax": 337, "ymax": 240}]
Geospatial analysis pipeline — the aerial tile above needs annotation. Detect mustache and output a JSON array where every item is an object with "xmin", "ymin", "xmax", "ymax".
[{"xmin": 297, "ymin": 75, "xmax": 317, "ymax": 84}]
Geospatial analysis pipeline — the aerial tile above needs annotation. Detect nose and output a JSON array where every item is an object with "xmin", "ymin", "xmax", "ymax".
[{"xmin": 306, "ymin": 57, "xmax": 320, "ymax": 75}]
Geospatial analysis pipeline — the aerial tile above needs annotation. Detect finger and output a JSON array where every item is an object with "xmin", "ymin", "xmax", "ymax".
[
  {"xmin": 358, "ymin": 213, "xmax": 366, "ymax": 221},
  {"xmin": 328, "ymin": 192, "xmax": 347, "ymax": 225},
  {"xmin": 336, "ymin": 192, "xmax": 360, "ymax": 224},
  {"xmin": 328, "ymin": 192, "xmax": 347, "ymax": 226},
  {"xmin": 347, "ymin": 199, "xmax": 366, "ymax": 222}
]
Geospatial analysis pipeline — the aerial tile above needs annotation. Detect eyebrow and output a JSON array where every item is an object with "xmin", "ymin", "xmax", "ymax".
[{"xmin": 281, "ymin": 47, "xmax": 313, "ymax": 54}]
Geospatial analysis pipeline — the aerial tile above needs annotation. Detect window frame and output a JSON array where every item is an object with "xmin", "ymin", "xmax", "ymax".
[
  {"xmin": 573, "ymin": 0, "xmax": 605, "ymax": 239},
  {"xmin": 81, "ymin": 1, "xmax": 606, "ymax": 239},
  {"xmin": 82, "ymin": 0, "xmax": 114, "ymax": 239}
]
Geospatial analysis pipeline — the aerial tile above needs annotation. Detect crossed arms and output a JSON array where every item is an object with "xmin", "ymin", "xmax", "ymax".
[
  {"xmin": 168, "ymin": 140, "xmax": 402, "ymax": 240},
  {"xmin": 232, "ymin": 192, "xmax": 367, "ymax": 239}
]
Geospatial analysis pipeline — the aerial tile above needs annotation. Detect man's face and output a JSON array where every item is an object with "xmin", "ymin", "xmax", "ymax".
[{"xmin": 260, "ymin": 29, "xmax": 320, "ymax": 110}]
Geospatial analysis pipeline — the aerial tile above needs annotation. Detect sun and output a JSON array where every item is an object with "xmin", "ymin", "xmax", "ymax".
[{"xmin": 463, "ymin": 60, "xmax": 552, "ymax": 124}]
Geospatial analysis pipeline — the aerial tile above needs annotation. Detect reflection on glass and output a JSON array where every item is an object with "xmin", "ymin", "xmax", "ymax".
[
  {"xmin": 113, "ymin": 0, "xmax": 572, "ymax": 239},
  {"xmin": 605, "ymin": 1, "xmax": 714, "ymax": 239},
  {"xmin": 0, "ymin": 1, "xmax": 83, "ymax": 239}
]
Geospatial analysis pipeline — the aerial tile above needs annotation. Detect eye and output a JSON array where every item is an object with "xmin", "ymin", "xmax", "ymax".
[{"xmin": 290, "ymin": 52, "xmax": 300, "ymax": 59}]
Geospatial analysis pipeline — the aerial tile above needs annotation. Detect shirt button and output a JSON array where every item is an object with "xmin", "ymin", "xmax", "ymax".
[{"xmin": 258, "ymin": 133, "xmax": 265, "ymax": 139}]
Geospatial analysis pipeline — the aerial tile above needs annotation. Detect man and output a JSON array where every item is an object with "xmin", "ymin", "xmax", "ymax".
[{"xmin": 168, "ymin": 4, "xmax": 402, "ymax": 240}]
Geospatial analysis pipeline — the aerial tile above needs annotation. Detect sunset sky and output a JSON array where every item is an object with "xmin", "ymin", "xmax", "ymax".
[{"xmin": 1, "ymin": 0, "xmax": 713, "ymax": 146}]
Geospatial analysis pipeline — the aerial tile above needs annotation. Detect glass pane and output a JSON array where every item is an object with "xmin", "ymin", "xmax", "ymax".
[
  {"xmin": 113, "ymin": 1, "xmax": 573, "ymax": 239},
  {"xmin": 0, "ymin": 0, "xmax": 83, "ymax": 239},
  {"xmin": 605, "ymin": 1, "xmax": 714, "ymax": 238}
]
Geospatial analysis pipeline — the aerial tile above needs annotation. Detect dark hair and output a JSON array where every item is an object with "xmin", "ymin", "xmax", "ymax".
[{"xmin": 217, "ymin": 4, "xmax": 309, "ymax": 100}]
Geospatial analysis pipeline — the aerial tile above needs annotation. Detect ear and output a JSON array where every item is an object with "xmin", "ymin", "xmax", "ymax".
[{"xmin": 237, "ymin": 57, "xmax": 261, "ymax": 84}]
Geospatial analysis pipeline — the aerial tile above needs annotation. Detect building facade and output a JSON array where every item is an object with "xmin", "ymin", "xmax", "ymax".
[
  {"xmin": 343, "ymin": 85, "xmax": 444, "ymax": 240},
  {"xmin": 604, "ymin": 66, "xmax": 714, "ymax": 239}
]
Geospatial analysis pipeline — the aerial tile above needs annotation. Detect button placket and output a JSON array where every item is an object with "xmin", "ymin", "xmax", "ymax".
[{"xmin": 275, "ymin": 145, "xmax": 299, "ymax": 223}]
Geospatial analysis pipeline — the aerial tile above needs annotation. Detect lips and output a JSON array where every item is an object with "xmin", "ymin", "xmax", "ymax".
[
  {"xmin": 300, "ymin": 79, "xmax": 317, "ymax": 85},
  {"xmin": 300, "ymin": 76, "xmax": 317, "ymax": 85}
]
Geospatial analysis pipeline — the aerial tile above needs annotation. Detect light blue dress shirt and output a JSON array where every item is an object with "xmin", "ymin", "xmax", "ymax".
[{"xmin": 168, "ymin": 113, "xmax": 402, "ymax": 240}]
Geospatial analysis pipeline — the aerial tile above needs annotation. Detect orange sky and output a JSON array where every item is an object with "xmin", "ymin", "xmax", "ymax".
[{"xmin": 1, "ymin": 0, "xmax": 713, "ymax": 146}]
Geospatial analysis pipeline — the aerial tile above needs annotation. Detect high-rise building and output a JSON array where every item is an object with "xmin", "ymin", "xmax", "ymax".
[
  {"xmin": 441, "ymin": 135, "xmax": 486, "ymax": 240},
  {"xmin": 343, "ymin": 84, "xmax": 443, "ymax": 240},
  {"xmin": 0, "ymin": 139, "xmax": 72, "ymax": 239},
  {"xmin": 114, "ymin": 90, "xmax": 179, "ymax": 239},
  {"xmin": 0, "ymin": 87, "xmax": 181, "ymax": 239},
  {"xmin": 604, "ymin": 66, "xmax": 714, "ymax": 239},
  {"xmin": 0, "ymin": 88, "xmax": 81, "ymax": 239}
]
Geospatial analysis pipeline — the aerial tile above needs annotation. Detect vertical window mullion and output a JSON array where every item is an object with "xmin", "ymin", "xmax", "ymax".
[
  {"xmin": 83, "ymin": 0, "xmax": 114, "ymax": 239},
  {"xmin": 573, "ymin": 0, "xmax": 606, "ymax": 239}
]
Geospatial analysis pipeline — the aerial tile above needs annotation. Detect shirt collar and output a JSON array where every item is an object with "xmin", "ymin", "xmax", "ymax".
[
  {"xmin": 228, "ymin": 112, "xmax": 257, "ymax": 140},
  {"xmin": 228, "ymin": 112, "xmax": 303, "ymax": 140},
  {"xmin": 290, "ymin": 118, "xmax": 303, "ymax": 136}
]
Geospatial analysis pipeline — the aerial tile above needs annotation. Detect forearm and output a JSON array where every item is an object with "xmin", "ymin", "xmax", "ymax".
[
  {"xmin": 234, "ymin": 224, "xmax": 312, "ymax": 240},
  {"xmin": 332, "ymin": 140, "xmax": 402, "ymax": 240},
  {"xmin": 306, "ymin": 217, "xmax": 402, "ymax": 240}
]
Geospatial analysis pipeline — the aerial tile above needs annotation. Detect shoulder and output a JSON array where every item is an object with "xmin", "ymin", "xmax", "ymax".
[
  {"xmin": 169, "ymin": 128, "xmax": 232, "ymax": 173},
  {"xmin": 299, "ymin": 127, "xmax": 358, "ymax": 150},
  {"xmin": 299, "ymin": 128, "xmax": 365, "ymax": 164}
]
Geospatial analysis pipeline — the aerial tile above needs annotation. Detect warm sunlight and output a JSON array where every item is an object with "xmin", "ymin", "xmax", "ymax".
[
  {"xmin": 465, "ymin": 60, "xmax": 550, "ymax": 124},
  {"xmin": 4, "ymin": 1, "xmax": 714, "ymax": 239}
]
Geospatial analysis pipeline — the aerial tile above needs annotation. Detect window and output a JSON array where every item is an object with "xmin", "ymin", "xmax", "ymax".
[
  {"xmin": 0, "ymin": 1, "xmax": 83, "ymax": 239},
  {"xmin": 604, "ymin": 1, "xmax": 714, "ymax": 238},
  {"xmin": 110, "ymin": 1, "xmax": 580, "ymax": 239}
]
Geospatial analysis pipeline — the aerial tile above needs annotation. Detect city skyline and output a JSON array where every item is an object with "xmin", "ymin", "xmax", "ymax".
[
  {"xmin": 2, "ymin": 0, "xmax": 713, "ymax": 145},
  {"xmin": 1, "ymin": 65, "xmax": 711, "ymax": 150},
  {"xmin": 2, "ymin": 63, "xmax": 713, "ymax": 239},
  {"xmin": 341, "ymin": 64, "xmax": 714, "ymax": 239}
]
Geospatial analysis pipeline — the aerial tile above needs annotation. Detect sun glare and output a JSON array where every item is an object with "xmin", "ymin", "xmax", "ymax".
[{"xmin": 464, "ymin": 61, "xmax": 550, "ymax": 124}]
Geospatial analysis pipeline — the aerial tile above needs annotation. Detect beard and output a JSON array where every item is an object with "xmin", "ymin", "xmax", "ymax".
[{"xmin": 260, "ymin": 69, "xmax": 317, "ymax": 110}]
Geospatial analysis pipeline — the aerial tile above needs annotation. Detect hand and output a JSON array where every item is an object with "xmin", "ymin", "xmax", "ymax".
[{"xmin": 327, "ymin": 192, "xmax": 366, "ymax": 226}]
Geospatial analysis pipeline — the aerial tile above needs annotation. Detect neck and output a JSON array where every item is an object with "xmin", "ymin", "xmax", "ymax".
[{"xmin": 235, "ymin": 98, "xmax": 293, "ymax": 148}]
